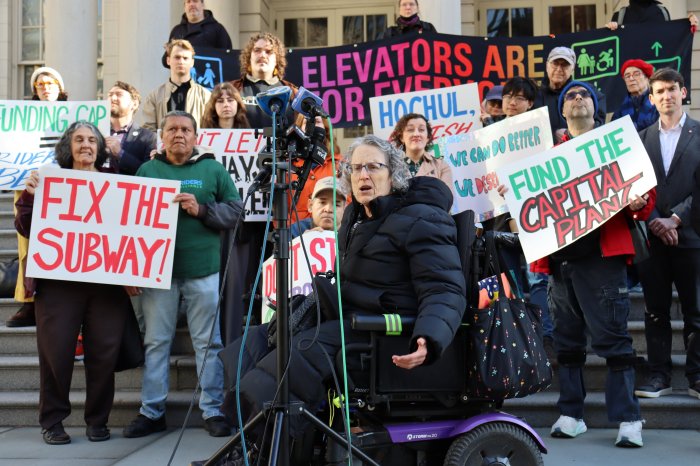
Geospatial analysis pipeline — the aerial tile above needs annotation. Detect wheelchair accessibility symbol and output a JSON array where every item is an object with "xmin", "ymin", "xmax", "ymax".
[
  {"xmin": 192, "ymin": 55, "xmax": 224, "ymax": 91},
  {"xmin": 571, "ymin": 36, "xmax": 620, "ymax": 81}
]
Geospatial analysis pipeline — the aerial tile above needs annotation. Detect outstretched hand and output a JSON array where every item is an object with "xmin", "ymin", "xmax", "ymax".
[{"xmin": 392, "ymin": 337, "xmax": 428, "ymax": 370}]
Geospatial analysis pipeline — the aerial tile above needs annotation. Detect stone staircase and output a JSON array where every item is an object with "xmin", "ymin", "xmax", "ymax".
[{"xmin": 0, "ymin": 191, "xmax": 695, "ymax": 429}]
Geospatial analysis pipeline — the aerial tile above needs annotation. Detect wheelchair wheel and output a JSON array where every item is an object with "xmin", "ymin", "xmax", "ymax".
[{"xmin": 443, "ymin": 422, "xmax": 543, "ymax": 466}]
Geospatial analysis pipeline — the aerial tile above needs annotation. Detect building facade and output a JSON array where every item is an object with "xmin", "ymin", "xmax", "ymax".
[{"xmin": 0, "ymin": 0, "xmax": 698, "ymax": 139}]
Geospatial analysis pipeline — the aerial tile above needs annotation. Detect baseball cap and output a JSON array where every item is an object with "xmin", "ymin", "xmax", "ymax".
[
  {"xmin": 547, "ymin": 47, "xmax": 576, "ymax": 66},
  {"xmin": 311, "ymin": 177, "xmax": 346, "ymax": 200},
  {"xmin": 484, "ymin": 85, "xmax": 503, "ymax": 102}
]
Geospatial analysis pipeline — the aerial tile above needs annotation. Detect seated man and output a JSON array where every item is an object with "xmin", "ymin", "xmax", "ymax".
[
  {"xmin": 218, "ymin": 135, "xmax": 466, "ymax": 463},
  {"xmin": 290, "ymin": 176, "xmax": 346, "ymax": 238}
]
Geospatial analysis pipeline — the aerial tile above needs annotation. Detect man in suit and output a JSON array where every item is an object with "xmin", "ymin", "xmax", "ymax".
[
  {"xmin": 636, "ymin": 68, "xmax": 700, "ymax": 400},
  {"xmin": 105, "ymin": 81, "xmax": 157, "ymax": 176}
]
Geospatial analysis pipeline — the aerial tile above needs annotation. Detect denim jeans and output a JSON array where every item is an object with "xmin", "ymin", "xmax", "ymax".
[
  {"xmin": 549, "ymin": 255, "xmax": 641, "ymax": 423},
  {"xmin": 139, "ymin": 273, "xmax": 224, "ymax": 420},
  {"xmin": 526, "ymin": 270, "xmax": 553, "ymax": 338}
]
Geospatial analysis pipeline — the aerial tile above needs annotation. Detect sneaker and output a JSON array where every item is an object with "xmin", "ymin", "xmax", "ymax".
[
  {"xmin": 6, "ymin": 302, "xmax": 36, "ymax": 327},
  {"xmin": 615, "ymin": 420, "xmax": 644, "ymax": 448},
  {"xmin": 204, "ymin": 416, "xmax": 231, "ymax": 437},
  {"xmin": 550, "ymin": 415, "xmax": 587, "ymax": 438},
  {"xmin": 123, "ymin": 414, "xmax": 167, "ymax": 438},
  {"xmin": 42, "ymin": 422, "xmax": 71, "ymax": 445},
  {"xmin": 74, "ymin": 334, "xmax": 84, "ymax": 361},
  {"xmin": 688, "ymin": 380, "xmax": 700, "ymax": 399},
  {"xmin": 634, "ymin": 376, "xmax": 671, "ymax": 398},
  {"xmin": 86, "ymin": 425, "xmax": 110, "ymax": 442}
]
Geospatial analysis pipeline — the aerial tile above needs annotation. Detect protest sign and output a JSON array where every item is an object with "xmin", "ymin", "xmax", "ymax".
[
  {"xmin": 261, "ymin": 229, "xmax": 337, "ymax": 323},
  {"xmin": 369, "ymin": 83, "xmax": 482, "ymax": 140},
  {"xmin": 434, "ymin": 107, "xmax": 552, "ymax": 220},
  {"xmin": 193, "ymin": 20, "xmax": 692, "ymax": 127},
  {"xmin": 0, "ymin": 100, "xmax": 110, "ymax": 190},
  {"xmin": 497, "ymin": 117, "xmax": 656, "ymax": 264},
  {"xmin": 26, "ymin": 166, "xmax": 180, "ymax": 289},
  {"xmin": 165, "ymin": 128, "xmax": 269, "ymax": 221}
]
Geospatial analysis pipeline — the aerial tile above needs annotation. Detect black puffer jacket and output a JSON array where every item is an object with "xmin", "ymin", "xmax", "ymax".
[
  {"xmin": 338, "ymin": 176, "xmax": 466, "ymax": 364},
  {"xmin": 379, "ymin": 20, "xmax": 436, "ymax": 39},
  {"xmin": 162, "ymin": 10, "xmax": 232, "ymax": 67}
]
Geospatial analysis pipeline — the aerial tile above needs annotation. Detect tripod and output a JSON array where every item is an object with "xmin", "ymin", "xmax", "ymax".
[{"xmin": 202, "ymin": 127, "xmax": 379, "ymax": 466}]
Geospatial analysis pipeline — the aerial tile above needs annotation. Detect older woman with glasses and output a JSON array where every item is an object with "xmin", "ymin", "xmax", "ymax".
[
  {"xmin": 612, "ymin": 59, "xmax": 659, "ymax": 130},
  {"xmin": 217, "ymin": 134, "xmax": 466, "ymax": 463}
]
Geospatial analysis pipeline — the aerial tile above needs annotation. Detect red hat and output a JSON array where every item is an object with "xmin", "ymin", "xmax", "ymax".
[{"xmin": 621, "ymin": 59, "xmax": 654, "ymax": 78}]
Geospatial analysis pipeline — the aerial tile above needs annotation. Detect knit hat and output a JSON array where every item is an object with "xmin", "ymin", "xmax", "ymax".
[
  {"xmin": 558, "ymin": 81, "xmax": 599, "ymax": 120},
  {"xmin": 621, "ymin": 59, "xmax": 654, "ymax": 78},
  {"xmin": 30, "ymin": 66, "xmax": 65, "ymax": 92}
]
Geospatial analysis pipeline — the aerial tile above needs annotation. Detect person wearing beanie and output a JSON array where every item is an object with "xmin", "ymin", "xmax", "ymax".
[
  {"xmin": 612, "ymin": 59, "xmax": 659, "ymax": 130},
  {"xmin": 6, "ymin": 66, "xmax": 68, "ymax": 329},
  {"xmin": 532, "ymin": 79, "xmax": 655, "ymax": 449},
  {"xmin": 379, "ymin": 0, "xmax": 436, "ymax": 39},
  {"xmin": 533, "ymin": 46, "xmax": 607, "ymax": 143},
  {"xmin": 30, "ymin": 66, "xmax": 67, "ymax": 102}
]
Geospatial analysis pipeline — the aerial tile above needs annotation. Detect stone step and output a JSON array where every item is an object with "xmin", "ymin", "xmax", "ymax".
[
  {"xmin": 0, "ymin": 211, "xmax": 15, "ymax": 230},
  {"xmin": 546, "ymin": 354, "xmax": 689, "ymax": 392},
  {"xmin": 0, "ymin": 249, "xmax": 19, "ymax": 264},
  {"xmin": 628, "ymin": 320, "xmax": 684, "ymax": 355},
  {"xmin": 503, "ymin": 390, "xmax": 700, "ymax": 429},
  {"xmin": 0, "ymin": 298, "xmax": 19, "ymax": 322},
  {"xmin": 0, "ymin": 229, "xmax": 18, "ymax": 249},
  {"xmin": 0, "ymin": 355, "xmax": 199, "ymax": 391},
  {"xmin": 0, "ymin": 193, "xmax": 14, "ymax": 210},
  {"xmin": 0, "ymin": 323, "xmax": 194, "ymax": 355},
  {"xmin": 0, "ymin": 390, "xmax": 205, "ymax": 427}
]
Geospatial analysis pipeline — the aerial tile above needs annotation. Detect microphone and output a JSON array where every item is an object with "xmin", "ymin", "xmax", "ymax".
[
  {"xmin": 291, "ymin": 87, "xmax": 329, "ymax": 118},
  {"xmin": 248, "ymin": 166, "xmax": 272, "ymax": 194},
  {"xmin": 255, "ymin": 86, "xmax": 292, "ymax": 116}
]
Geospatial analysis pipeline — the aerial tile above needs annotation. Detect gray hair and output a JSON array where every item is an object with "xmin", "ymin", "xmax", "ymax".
[
  {"xmin": 160, "ymin": 110, "xmax": 198, "ymax": 133},
  {"xmin": 54, "ymin": 121, "xmax": 109, "ymax": 169},
  {"xmin": 341, "ymin": 134, "xmax": 410, "ymax": 196}
]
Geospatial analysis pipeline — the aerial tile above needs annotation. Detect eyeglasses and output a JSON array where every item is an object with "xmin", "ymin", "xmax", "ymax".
[
  {"xmin": 624, "ymin": 71, "xmax": 644, "ymax": 80},
  {"xmin": 503, "ymin": 95, "xmax": 529, "ymax": 103},
  {"xmin": 34, "ymin": 80, "xmax": 59, "ymax": 89},
  {"xmin": 564, "ymin": 89, "xmax": 592, "ymax": 100},
  {"xmin": 347, "ymin": 162, "xmax": 388, "ymax": 175}
]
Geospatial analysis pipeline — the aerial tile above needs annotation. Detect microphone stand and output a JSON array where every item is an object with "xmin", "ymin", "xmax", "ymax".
[{"xmin": 202, "ymin": 114, "xmax": 379, "ymax": 466}]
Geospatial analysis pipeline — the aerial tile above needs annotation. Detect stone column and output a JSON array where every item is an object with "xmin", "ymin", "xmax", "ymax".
[
  {"xmin": 44, "ymin": 0, "xmax": 98, "ymax": 99},
  {"xmin": 207, "ymin": 0, "xmax": 240, "ymax": 48},
  {"xmin": 419, "ymin": 0, "xmax": 461, "ymax": 35}
]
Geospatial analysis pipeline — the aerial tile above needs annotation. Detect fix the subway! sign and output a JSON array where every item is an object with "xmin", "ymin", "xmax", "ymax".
[
  {"xmin": 369, "ymin": 83, "xmax": 482, "ymax": 140},
  {"xmin": 26, "ymin": 166, "xmax": 180, "ymax": 289},
  {"xmin": 497, "ymin": 117, "xmax": 656, "ymax": 264}
]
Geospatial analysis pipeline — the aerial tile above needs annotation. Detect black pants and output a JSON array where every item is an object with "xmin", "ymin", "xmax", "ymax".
[
  {"xmin": 35, "ymin": 280, "xmax": 129, "ymax": 429},
  {"xmin": 223, "ymin": 320, "xmax": 364, "ymax": 440},
  {"xmin": 638, "ymin": 238, "xmax": 700, "ymax": 383}
]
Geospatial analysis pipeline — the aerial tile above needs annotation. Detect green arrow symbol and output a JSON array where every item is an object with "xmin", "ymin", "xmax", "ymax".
[{"xmin": 651, "ymin": 42, "xmax": 663, "ymax": 57}]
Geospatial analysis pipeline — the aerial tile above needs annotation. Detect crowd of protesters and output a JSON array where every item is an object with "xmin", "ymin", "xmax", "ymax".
[{"xmin": 5, "ymin": 0, "xmax": 700, "ymax": 459}]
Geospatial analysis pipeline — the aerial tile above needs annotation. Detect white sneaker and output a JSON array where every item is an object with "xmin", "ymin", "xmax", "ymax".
[
  {"xmin": 615, "ymin": 420, "xmax": 644, "ymax": 448},
  {"xmin": 550, "ymin": 415, "xmax": 587, "ymax": 438}
]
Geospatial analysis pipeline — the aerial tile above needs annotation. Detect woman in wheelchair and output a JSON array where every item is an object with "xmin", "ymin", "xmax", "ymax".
[{"xmin": 225, "ymin": 134, "xmax": 467, "ymax": 461}]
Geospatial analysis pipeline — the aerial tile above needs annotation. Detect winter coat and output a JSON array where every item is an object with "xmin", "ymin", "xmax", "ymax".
[
  {"xmin": 612, "ymin": 89, "xmax": 659, "ymax": 131},
  {"xmin": 162, "ymin": 9, "xmax": 232, "ymax": 67},
  {"xmin": 338, "ymin": 176, "xmax": 466, "ymax": 363},
  {"xmin": 139, "ymin": 80, "xmax": 211, "ymax": 132}
]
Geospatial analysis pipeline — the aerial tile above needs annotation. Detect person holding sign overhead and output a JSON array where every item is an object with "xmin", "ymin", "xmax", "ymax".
[
  {"xmin": 14, "ymin": 121, "xmax": 130, "ymax": 445},
  {"xmin": 389, "ymin": 113, "xmax": 452, "ymax": 189},
  {"xmin": 527, "ymin": 81, "xmax": 654, "ymax": 448},
  {"xmin": 379, "ymin": 0, "xmax": 436, "ymax": 39},
  {"xmin": 6, "ymin": 67, "xmax": 67, "ymax": 329}
]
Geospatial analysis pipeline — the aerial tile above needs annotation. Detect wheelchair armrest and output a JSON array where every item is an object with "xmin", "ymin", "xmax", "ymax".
[{"xmin": 350, "ymin": 313, "xmax": 415, "ymax": 335}]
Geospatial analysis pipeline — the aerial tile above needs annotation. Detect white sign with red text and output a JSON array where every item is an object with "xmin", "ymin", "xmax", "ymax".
[
  {"xmin": 26, "ymin": 166, "xmax": 180, "ymax": 289},
  {"xmin": 261, "ymin": 229, "xmax": 337, "ymax": 323}
]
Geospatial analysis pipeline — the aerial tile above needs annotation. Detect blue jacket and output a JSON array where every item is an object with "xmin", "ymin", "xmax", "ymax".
[{"xmin": 612, "ymin": 89, "xmax": 659, "ymax": 131}]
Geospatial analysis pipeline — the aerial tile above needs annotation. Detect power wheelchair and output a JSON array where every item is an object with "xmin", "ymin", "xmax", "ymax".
[{"xmin": 209, "ymin": 210, "xmax": 547, "ymax": 466}]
